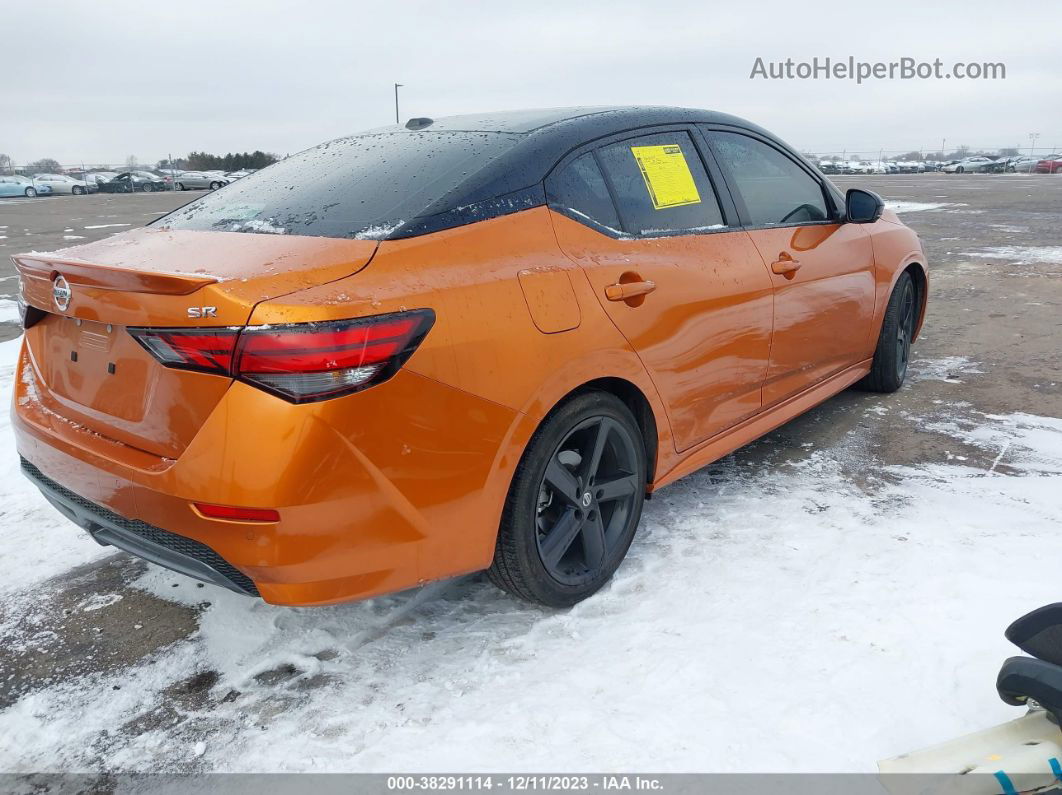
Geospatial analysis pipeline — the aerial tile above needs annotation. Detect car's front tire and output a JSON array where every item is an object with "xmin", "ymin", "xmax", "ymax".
[
  {"xmin": 489, "ymin": 391, "xmax": 647, "ymax": 607},
  {"xmin": 858, "ymin": 270, "xmax": 918, "ymax": 393},
  {"xmin": 72, "ymin": 185, "xmax": 84, "ymax": 195},
  {"xmin": 24, "ymin": 187, "xmax": 37, "ymax": 198},
  {"xmin": 209, "ymin": 181, "xmax": 222, "ymax": 190},
  {"xmin": 141, "ymin": 183, "xmax": 154, "ymax": 192}
]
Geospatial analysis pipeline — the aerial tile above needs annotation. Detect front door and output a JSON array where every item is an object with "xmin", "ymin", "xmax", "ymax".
[
  {"xmin": 547, "ymin": 129, "xmax": 775, "ymax": 452},
  {"xmin": 705, "ymin": 130, "xmax": 877, "ymax": 406}
]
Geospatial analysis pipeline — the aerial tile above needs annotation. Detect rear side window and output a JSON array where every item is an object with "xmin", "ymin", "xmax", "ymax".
[
  {"xmin": 708, "ymin": 131, "xmax": 829, "ymax": 226},
  {"xmin": 156, "ymin": 131, "xmax": 522, "ymax": 239},
  {"xmin": 596, "ymin": 131, "xmax": 725, "ymax": 236},
  {"xmin": 545, "ymin": 153, "xmax": 622, "ymax": 233}
]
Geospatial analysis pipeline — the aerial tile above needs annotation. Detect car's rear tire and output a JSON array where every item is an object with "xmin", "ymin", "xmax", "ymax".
[
  {"xmin": 24, "ymin": 187, "xmax": 37, "ymax": 198},
  {"xmin": 858, "ymin": 270, "xmax": 918, "ymax": 393},
  {"xmin": 142, "ymin": 183, "xmax": 154, "ymax": 192},
  {"xmin": 176, "ymin": 183, "xmax": 186, "ymax": 191},
  {"xmin": 209, "ymin": 181, "xmax": 221, "ymax": 190},
  {"xmin": 488, "ymin": 391, "xmax": 647, "ymax": 607},
  {"xmin": 956, "ymin": 166, "xmax": 965, "ymax": 173}
]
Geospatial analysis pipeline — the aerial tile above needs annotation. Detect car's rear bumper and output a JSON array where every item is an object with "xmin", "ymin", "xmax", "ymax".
[
  {"xmin": 13, "ymin": 340, "xmax": 524, "ymax": 605},
  {"xmin": 22, "ymin": 457, "xmax": 258, "ymax": 596}
]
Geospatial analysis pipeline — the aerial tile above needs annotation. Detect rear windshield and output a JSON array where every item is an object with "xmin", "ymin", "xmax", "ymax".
[{"xmin": 155, "ymin": 131, "xmax": 522, "ymax": 239}]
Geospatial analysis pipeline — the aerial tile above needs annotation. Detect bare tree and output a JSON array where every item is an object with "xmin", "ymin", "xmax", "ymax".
[
  {"xmin": 0, "ymin": 153, "xmax": 11, "ymax": 174},
  {"xmin": 24, "ymin": 158, "xmax": 62, "ymax": 175}
]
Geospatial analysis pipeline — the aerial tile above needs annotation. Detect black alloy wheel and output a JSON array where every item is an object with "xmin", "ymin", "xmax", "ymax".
[
  {"xmin": 489, "ymin": 391, "xmax": 647, "ymax": 607},
  {"xmin": 895, "ymin": 277, "xmax": 916, "ymax": 382},
  {"xmin": 535, "ymin": 415, "xmax": 642, "ymax": 587}
]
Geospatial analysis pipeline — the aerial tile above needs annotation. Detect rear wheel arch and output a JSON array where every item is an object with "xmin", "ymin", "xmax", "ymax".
[
  {"xmin": 902, "ymin": 261, "xmax": 928, "ymax": 339},
  {"xmin": 538, "ymin": 377, "xmax": 659, "ymax": 486}
]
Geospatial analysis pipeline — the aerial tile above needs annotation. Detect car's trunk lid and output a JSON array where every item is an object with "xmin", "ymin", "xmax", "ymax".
[{"xmin": 15, "ymin": 228, "xmax": 378, "ymax": 460}]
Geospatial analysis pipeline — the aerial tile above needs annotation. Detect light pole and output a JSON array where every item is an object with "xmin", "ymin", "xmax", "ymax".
[{"xmin": 394, "ymin": 83, "xmax": 403, "ymax": 124}]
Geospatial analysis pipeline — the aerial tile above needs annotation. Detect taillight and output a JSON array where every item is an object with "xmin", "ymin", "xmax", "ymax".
[
  {"xmin": 129, "ymin": 309, "xmax": 434, "ymax": 403},
  {"xmin": 130, "ymin": 328, "xmax": 239, "ymax": 374}
]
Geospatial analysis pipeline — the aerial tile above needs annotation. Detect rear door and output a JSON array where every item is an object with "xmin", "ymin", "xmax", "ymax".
[
  {"xmin": 704, "ymin": 128, "xmax": 876, "ymax": 406},
  {"xmin": 547, "ymin": 127, "xmax": 774, "ymax": 452}
]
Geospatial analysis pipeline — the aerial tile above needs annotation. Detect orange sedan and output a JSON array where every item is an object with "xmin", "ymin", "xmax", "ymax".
[{"xmin": 12, "ymin": 107, "xmax": 926, "ymax": 607}]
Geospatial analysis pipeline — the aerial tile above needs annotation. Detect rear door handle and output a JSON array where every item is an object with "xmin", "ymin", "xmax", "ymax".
[
  {"xmin": 771, "ymin": 254, "xmax": 802, "ymax": 276},
  {"xmin": 605, "ymin": 280, "xmax": 657, "ymax": 302}
]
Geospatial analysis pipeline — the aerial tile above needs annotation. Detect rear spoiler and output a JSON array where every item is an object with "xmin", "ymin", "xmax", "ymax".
[{"xmin": 13, "ymin": 254, "xmax": 217, "ymax": 296}]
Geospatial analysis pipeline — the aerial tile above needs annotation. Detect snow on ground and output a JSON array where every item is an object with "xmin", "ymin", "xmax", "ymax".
[
  {"xmin": 1, "ymin": 340, "xmax": 1061, "ymax": 773},
  {"xmin": 0, "ymin": 299, "xmax": 21, "ymax": 324},
  {"xmin": 908, "ymin": 356, "xmax": 984, "ymax": 384},
  {"xmin": 959, "ymin": 246, "xmax": 1062, "ymax": 265},
  {"xmin": 885, "ymin": 201, "xmax": 961, "ymax": 213}
]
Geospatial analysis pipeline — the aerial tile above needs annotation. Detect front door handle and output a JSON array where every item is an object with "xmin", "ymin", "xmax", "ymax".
[
  {"xmin": 771, "ymin": 253, "xmax": 802, "ymax": 277},
  {"xmin": 605, "ymin": 280, "xmax": 657, "ymax": 302}
]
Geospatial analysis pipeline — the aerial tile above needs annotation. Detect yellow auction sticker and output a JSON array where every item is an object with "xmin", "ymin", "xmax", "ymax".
[{"xmin": 630, "ymin": 144, "xmax": 702, "ymax": 210}]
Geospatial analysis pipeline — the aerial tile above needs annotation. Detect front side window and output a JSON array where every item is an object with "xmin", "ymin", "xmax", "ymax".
[
  {"xmin": 545, "ymin": 153, "xmax": 622, "ymax": 233},
  {"xmin": 708, "ymin": 131, "xmax": 829, "ymax": 226},
  {"xmin": 595, "ymin": 131, "xmax": 725, "ymax": 236}
]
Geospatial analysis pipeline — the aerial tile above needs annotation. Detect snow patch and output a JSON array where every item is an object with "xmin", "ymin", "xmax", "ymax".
[
  {"xmin": 886, "ymin": 201, "xmax": 962, "ymax": 213},
  {"xmin": 0, "ymin": 298, "xmax": 21, "ymax": 323},
  {"xmin": 354, "ymin": 221, "xmax": 404, "ymax": 240},
  {"xmin": 909, "ymin": 356, "xmax": 984, "ymax": 384},
  {"xmin": 960, "ymin": 247, "xmax": 1062, "ymax": 265},
  {"xmin": 76, "ymin": 593, "xmax": 123, "ymax": 612},
  {"xmin": 228, "ymin": 219, "xmax": 287, "ymax": 235}
]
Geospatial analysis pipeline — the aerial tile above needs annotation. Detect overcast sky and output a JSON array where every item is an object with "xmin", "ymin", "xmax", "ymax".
[{"xmin": 4, "ymin": 0, "xmax": 1060, "ymax": 166}]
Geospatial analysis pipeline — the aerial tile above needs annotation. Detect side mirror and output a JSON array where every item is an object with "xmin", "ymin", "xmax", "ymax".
[{"xmin": 845, "ymin": 188, "xmax": 885, "ymax": 223}]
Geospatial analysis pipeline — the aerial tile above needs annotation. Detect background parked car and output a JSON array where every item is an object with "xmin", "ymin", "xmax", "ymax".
[
  {"xmin": 224, "ymin": 170, "xmax": 251, "ymax": 182},
  {"xmin": 0, "ymin": 175, "xmax": 52, "ymax": 198},
  {"xmin": 85, "ymin": 172, "xmax": 118, "ymax": 187},
  {"xmin": 174, "ymin": 171, "xmax": 228, "ymax": 190},
  {"xmin": 942, "ymin": 156, "xmax": 995, "ymax": 173},
  {"xmin": 1034, "ymin": 155, "xmax": 1062, "ymax": 174},
  {"xmin": 97, "ymin": 171, "xmax": 167, "ymax": 193},
  {"xmin": 32, "ymin": 174, "xmax": 95, "ymax": 195},
  {"xmin": 1006, "ymin": 155, "xmax": 1042, "ymax": 172}
]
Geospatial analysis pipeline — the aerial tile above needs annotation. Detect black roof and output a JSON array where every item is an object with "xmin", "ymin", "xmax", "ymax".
[
  {"xmin": 372, "ymin": 105, "xmax": 768, "ymax": 136},
  {"xmin": 159, "ymin": 107, "xmax": 800, "ymax": 242},
  {"xmin": 362, "ymin": 106, "xmax": 782, "ymax": 238}
]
